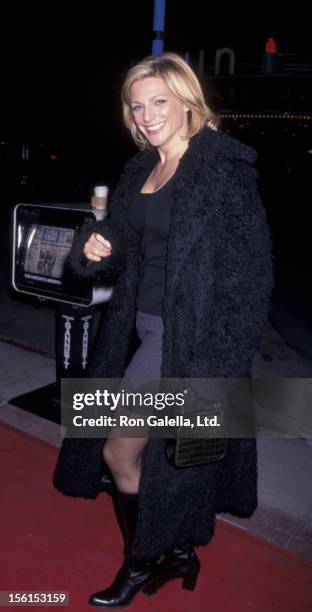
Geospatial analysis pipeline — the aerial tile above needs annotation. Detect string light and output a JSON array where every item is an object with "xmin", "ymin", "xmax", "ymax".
[{"xmin": 219, "ymin": 112, "xmax": 312, "ymax": 121}]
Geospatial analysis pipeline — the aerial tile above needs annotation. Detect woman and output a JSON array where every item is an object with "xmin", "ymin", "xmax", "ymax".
[{"xmin": 53, "ymin": 52, "xmax": 273, "ymax": 607}]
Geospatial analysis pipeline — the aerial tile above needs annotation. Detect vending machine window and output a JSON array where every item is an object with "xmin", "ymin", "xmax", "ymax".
[{"xmin": 12, "ymin": 203, "xmax": 112, "ymax": 306}]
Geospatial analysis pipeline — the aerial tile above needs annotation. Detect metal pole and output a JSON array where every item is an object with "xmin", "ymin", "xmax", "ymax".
[{"xmin": 152, "ymin": 0, "xmax": 166, "ymax": 55}]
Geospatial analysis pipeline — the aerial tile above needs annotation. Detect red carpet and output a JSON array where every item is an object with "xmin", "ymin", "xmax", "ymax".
[{"xmin": 1, "ymin": 421, "xmax": 312, "ymax": 612}]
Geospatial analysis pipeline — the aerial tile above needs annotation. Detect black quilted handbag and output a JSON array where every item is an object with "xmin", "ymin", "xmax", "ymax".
[{"xmin": 165, "ymin": 402, "xmax": 227, "ymax": 467}]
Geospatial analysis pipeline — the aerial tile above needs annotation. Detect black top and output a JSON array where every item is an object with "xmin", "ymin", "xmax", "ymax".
[{"xmin": 127, "ymin": 175, "xmax": 174, "ymax": 315}]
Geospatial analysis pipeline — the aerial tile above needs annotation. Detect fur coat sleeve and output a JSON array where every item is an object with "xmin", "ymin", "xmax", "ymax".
[
  {"xmin": 65, "ymin": 217, "xmax": 126, "ymax": 285},
  {"xmin": 65, "ymin": 153, "xmax": 144, "ymax": 284}
]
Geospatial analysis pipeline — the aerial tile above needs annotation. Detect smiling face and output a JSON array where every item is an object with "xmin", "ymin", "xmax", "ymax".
[{"xmin": 130, "ymin": 76, "xmax": 189, "ymax": 153}]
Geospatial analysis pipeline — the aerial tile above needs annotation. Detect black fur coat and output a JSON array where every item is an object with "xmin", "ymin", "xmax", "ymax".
[{"xmin": 53, "ymin": 126, "xmax": 273, "ymax": 559}]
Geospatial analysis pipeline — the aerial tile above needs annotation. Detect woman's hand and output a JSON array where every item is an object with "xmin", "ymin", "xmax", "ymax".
[{"xmin": 83, "ymin": 232, "xmax": 112, "ymax": 262}]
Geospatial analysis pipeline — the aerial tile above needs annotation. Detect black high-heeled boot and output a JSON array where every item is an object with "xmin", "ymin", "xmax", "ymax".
[
  {"xmin": 142, "ymin": 545, "xmax": 200, "ymax": 596},
  {"xmin": 88, "ymin": 490, "xmax": 159, "ymax": 608}
]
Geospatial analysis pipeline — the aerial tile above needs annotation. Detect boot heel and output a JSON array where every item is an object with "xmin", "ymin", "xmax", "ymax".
[
  {"xmin": 182, "ymin": 565, "xmax": 200, "ymax": 591},
  {"xmin": 142, "ymin": 576, "xmax": 159, "ymax": 597}
]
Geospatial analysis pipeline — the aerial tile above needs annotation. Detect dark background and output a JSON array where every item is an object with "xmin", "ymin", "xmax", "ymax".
[
  {"xmin": 1, "ymin": 1, "xmax": 311, "ymax": 357},
  {"xmin": 1, "ymin": 3, "xmax": 311, "ymax": 179},
  {"xmin": 0, "ymin": 3, "xmax": 311, "ymax": 181}
]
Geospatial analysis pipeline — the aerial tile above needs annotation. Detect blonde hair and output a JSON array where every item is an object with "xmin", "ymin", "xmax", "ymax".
[{"xmin": 121, "ymin": 52, "xmax": 221, "ymax": 150}]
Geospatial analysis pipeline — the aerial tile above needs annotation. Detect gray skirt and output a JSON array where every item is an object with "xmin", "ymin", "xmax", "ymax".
[
  {"xmin": 114, "ymin": 310, "xmax": 164, "ymax": 419},
  {"xmin": 125, "ymin": 310, "xmax": 163, "ymax": 382}
]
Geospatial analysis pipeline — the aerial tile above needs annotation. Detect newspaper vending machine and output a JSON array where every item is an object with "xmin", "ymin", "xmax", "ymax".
[{"xmin": 10, "ymin": 201, "xmax": 112, "ymax": 422}]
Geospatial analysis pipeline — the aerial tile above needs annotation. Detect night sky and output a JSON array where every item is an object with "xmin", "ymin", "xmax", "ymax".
[{"xmin": 1, "ymin": 2, "xmax": 311, "ymax": 139}]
